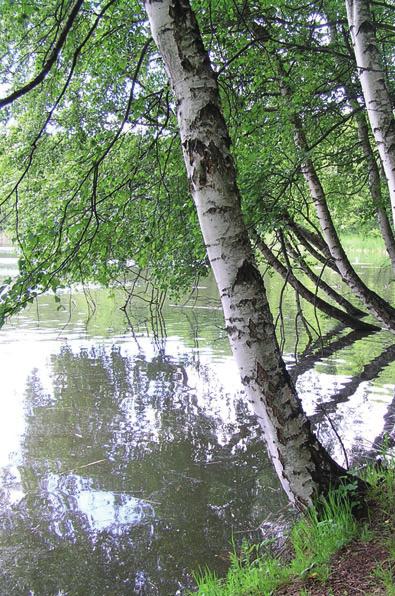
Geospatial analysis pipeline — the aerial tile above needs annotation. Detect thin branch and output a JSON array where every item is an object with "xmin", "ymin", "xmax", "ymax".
[
  {"xmin": 1, "ymin": 0, "xmax": 117, "ymax": 211},
  {"xmin": 0, "ymin": 0, "xmax": 84, "ymax": 109},
  {"xmin": 320, "ymin": 406, "xmax": 349, "ymax": 470}
]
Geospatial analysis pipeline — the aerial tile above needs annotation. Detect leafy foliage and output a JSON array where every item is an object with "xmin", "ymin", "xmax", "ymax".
[{"xmin": 0, "ymin": 0, "xmax": 394, "ymax": 323}]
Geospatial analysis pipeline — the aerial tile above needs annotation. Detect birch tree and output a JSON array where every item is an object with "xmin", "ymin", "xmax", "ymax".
[
  {"xmin": 275, "ymin": 62, "xmax": 395, "ymax": 332},
  {"xmin": 326, "ymin": 14, "xmax": 395, "ymax": 271},
  {"xmin": 144, "ymin": 0, "xmax": 348, "ymax": 508},
  {"xmin": 346, "ymin": 0, "xmax": 395, "ymax": 226}
]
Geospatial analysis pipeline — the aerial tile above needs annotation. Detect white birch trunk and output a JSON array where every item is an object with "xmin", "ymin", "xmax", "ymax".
[
  {"xmin": 355, "ymin": 108, "xmax": 395, "ymax": 272},
  {"xmin": 346, "ymin": 0, "xmax": 395, "ymax": 226},
  {"xmin": 144, "ymin": 0, "xmax": 346, "ymax": 507},
  {"xmin": 327, "ymin": 16, "xmax": 395, "ymax": 271}
]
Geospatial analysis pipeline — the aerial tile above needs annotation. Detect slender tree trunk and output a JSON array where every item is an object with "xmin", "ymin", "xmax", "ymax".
[
  {"xmin": 253, "ymin": 232, "xmax": 377, "ymax": 332},
  {"xmin": 145, "ymin": 0, "xmax": 347, "ymax": 507},
  {"xmin": 285, "ymin": 236, "xmax": 367, "ymax": 319},
  {"xmin": 346, "ymin": 0, "xmax": 395, "ymax": 226},
  {"xmin": 327, "ymin": 17, "xmax": 395, "ymax": 270},
  {"xmin": 278, "ymin": 73, "xmax": 395, "ymax": 331},
  {"xmin": 295, "ymin": 117, "xmax": 395, "ymax": 331},
  {"xmin": 288, "ymin": 222, "xmax": 340, "ymax": 274},
  {"xmin": 354, "ymin": 107, "xmax": 395, "ymax": 271}
]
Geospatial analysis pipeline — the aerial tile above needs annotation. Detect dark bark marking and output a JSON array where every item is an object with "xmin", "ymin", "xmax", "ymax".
[
  {"xmin": 198, "ymin": 166, "xmax": 207, "ymax": 187},
  {"xmin": 256, "ymin": 361, "xmax": 269, "ymax": 385},
  {"xmin": 185, "ymin": 138, "xmax": 206, "ymax": 162},
  {"xmin": 257, "ymin": 361, "xmax": 299, "ymax": 429},
  {"xmin": 228, "ymin": 316, "xmax": 243, "ymax": 323},
  {"xmin": 206, "ymin": 140, "xmax": 230, "ymax": 172},
  {"xmin": 232, "ymin": 260, "xmax": 262, "ymax": 290},
  {"xmin": 236, "ymin": 297, "xmax": 259, "ymax": 310},
  {"xmin": 248, "ymin": 318, "xmax": 259, "ymax": 339},
  {"xmin": 186, "ymin": 135, "xmax": 235, "ymax": 190},
  {"xmin": 181, "ymin": 57, "xmax": 194, "ymax": 71},
  {"xmin": 357, "ymin": 20, "xmax": 375, "ymax": 36},
  {"xmin": 225, "ymin": 324, "xmax": 242, "ymax": 339},
  {"xmin": 169, "ymin": 1, "xmax": 187, "ymax": 23},
  {"xmin": 199, "ymin": 102, "xmax": 223, "ymax": 124},
  {"xmin": 205, "ymin": 205, "xmax": 233, "ymax": 216},
  {"xmin": 169, "ymin": 0, "xmax": 211, "ymax": 73}
]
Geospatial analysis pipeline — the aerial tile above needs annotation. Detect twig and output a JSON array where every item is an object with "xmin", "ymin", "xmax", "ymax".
[{"xmin": 321, "ymin": 406, "xmax": 349, "ymax": 470}]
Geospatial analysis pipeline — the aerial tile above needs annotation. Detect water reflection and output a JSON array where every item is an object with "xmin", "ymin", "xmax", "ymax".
[
  {"xmin": 0, "ymin": 236, "xmax": 394, "ymax": 594},
  {"xmin": 0, "ymin": 342, "xmax": 285, "ymax": 595},
  {"xmin": 297, "ymin": 334, "xmax": 395, "ymax": 466}
]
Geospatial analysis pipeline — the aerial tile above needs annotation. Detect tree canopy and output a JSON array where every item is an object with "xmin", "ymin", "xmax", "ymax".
[{"xmin": 0, "ymin": 0, "xmax": 394, "ymax": 326}]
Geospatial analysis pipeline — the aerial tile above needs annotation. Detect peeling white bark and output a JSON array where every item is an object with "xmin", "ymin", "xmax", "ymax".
[
  {"xmin": 145, "ymin": 0, "xmax": 345, "ymax": 507},
  {"xmin": 346, "ymin": 0, "xmax": 395, "ymax": 226}
]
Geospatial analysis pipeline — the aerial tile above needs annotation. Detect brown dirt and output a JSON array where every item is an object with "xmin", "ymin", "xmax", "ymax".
[
  {"xmin": 275, "ymin": 500, "xmax": 395, "ymax": 596},
  {"xmin": 276, "ymin": 539, "xmax": 392, "ymax": 595}
]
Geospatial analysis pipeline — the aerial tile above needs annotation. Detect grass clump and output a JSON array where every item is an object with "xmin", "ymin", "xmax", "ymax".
[
  {"xmin": 194, "ymin": 452, "xmax": 395, "ymax": 595},
  {"xmin": 194, "ymin": 486, "xmax": 358, "ymax": 595}
]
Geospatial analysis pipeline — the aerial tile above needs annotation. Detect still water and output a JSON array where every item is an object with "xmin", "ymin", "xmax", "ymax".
[{"xmin": 0, "ymin": 236, "xmax": 394, "ymax": 595}]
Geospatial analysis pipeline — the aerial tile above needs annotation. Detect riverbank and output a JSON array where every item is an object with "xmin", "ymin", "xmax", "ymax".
[{"xmin": 195, "ymin": 456, "xmax": 395, "ymax": 595}]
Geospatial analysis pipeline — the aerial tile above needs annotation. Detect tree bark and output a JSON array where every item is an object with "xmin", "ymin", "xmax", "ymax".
[
  {"xmin": 145, "ymin": 0, "xmax": 347, "ymax": 507},
  {"xmin": 327, "ymin": 16, "xmax": 395, "ymax": 271},
  {"xmin": 346, "ymin": 0, "xmax": 395, "ymax": 226}
]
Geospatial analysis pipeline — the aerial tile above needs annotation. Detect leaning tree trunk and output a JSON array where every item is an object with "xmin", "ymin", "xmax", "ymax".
[
  {"xmin": 252, "ymin": 232, "xmax": 377, "ymax": 332},
  {"xmin": 293, "ymin": 116, "xmax": 395, "ymax": 331},
  {"xmin": 277, "ymin": 70, "xmax": 395, "ymax": 331},
  {"xmin": 346, "ymin": 0, "xmax": 395, "ymax": 227},
  {"xmin": 144, "ymin": 0, "xmax": 347, "ymax": 507},
  {"xmin": 285, "ymin": 236, "xmax": 367, "ymax": 319}
]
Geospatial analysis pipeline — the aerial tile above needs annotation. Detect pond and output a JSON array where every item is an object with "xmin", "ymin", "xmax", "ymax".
[{"xmin": 0, "ymin": 235, "xmax": 394, "ymax": 595}]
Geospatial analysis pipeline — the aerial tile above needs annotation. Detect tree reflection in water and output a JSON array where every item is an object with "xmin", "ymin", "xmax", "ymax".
[{"xmin": 0, "ymin": 343, "xmax": 286, "ymax": 595}]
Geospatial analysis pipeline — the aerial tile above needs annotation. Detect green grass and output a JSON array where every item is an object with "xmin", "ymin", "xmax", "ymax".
[
  {"xmin": 374, "ymin": 563, "xmax": 395, "ymax": 595},
  {"xmin": 193, "ymin": 452, "xmax": 395, "ymax": 595}
]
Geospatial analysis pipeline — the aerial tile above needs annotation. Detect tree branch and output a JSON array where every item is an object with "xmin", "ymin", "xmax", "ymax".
[{"xmin": 0, "ymin": 0, "xmax": 84, "ymax": 109}]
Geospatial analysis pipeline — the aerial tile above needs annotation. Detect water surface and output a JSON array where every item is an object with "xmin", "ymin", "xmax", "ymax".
[{"xmin": 0, "ymin": 235, "xmax": 394, "ymax": 594}]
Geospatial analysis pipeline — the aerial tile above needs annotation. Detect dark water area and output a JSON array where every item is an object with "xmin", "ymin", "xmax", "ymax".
[{"xmin": 0, "ymin": 235, "xmax": 394, "ymax": 594}]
